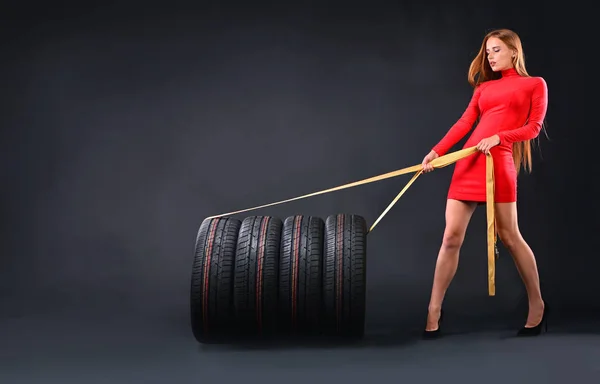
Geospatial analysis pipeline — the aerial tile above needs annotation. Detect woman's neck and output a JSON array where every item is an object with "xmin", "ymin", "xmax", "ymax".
[{"xmin": 501, "ymin": 67, "xmax": 518, "ymax": 78}]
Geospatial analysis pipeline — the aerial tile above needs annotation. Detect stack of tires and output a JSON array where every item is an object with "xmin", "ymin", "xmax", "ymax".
[{"xmin": 190, "ymin": 214, "xmax": 368, "ymax": 344}]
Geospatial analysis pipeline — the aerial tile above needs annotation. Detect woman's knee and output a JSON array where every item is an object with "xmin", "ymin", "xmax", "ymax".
[
  {"xmin": 441, "ymin": 199, "xmax": 475, "ymax": 251},
  {"xmin": 497, "ymin": 227, "xmax": 522, "ymax": 251},
  {"xmin": 494, "ymin": 202, "xmax": 523, "ymax": 252},
  {"xmin": 441, "ymin": 229, "xmax": 465, "ymax": 250}
]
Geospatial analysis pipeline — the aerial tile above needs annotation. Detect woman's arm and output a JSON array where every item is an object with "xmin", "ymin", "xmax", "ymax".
[
  {"xmin": 497, "ymin": 77, "xmax": 548, "ymax": 144},
  {"xmin": 432, "ymin": 85, "xmax": 484, "ymax": 156}
]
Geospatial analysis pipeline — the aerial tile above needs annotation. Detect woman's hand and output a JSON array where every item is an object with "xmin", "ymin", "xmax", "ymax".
[
  {"xmin": 421, "ymin": 150, "xmax": 439, "ymax": 173},
  {"xmin": 476, "ymin": 135, "xmax": 500, "ymax": 155}
]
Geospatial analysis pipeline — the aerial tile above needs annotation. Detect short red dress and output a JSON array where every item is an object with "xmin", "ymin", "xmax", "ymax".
[{"xmin": 432, "ymin": 68, "xmax": 548, "ymax": 203}]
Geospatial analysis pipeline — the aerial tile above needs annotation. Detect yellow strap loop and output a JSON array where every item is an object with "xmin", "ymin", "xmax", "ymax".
[{"xmin": 205, "ymin": 145, "xmax": 497, "ymax": 296}]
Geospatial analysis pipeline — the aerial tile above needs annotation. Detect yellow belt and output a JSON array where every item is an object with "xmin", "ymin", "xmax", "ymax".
[{"xmin": 206, "ymin": 146, "xmax": 498, "ymax": 296}]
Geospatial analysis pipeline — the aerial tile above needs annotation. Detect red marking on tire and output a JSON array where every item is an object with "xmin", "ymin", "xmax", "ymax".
[
  {"xmin": 203, "ymin": 219, "xmax": 219, "ymax": 334},
  {"xmin": 292, "ymin": 216, "xmax": 301, "ymax": 328},
  {"xmin": 256, "ymin": 216, "xmax": 269, "ymax": 333}
]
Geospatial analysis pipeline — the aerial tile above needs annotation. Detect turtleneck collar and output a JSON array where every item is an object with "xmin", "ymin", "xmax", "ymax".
[{"xmin": 501, "ymin": 67, "xmax": 519, "ymax": 78}]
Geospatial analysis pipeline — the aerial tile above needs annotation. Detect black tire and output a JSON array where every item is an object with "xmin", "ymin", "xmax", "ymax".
[
  {"xmin": 233, "ymin": 216, "xmax": 282, "ymax": 337},
  {"xmin": 322, "ymin": 214, "xmax": 367, "ymax": 338},
  {"xmin": 278, "ymin": 215, "xmax": 324, "ymax": 335},
  {"xmin": 190, "ymin": 217, "xmax": 241, "ymax": 343}
]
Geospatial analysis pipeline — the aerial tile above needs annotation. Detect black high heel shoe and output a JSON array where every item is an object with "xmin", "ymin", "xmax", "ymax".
[
  {"xmin": 423, "ymin": 309, "xmax": 444, "ymax": 339},
  {"xmin": 517, "ymin": 304, "xmax": 549, "ymax": 337}
]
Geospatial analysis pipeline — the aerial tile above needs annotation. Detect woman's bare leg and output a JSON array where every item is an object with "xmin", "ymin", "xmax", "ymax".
[
  {"xmin": 425, "ymin": 199, "xmax": 477, "ymax": 331},
  {"xmin": 494, "ymin": 202, "xmax": 545, "ymax": 327}
]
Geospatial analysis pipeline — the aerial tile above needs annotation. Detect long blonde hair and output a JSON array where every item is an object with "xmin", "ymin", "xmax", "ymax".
[{"xmin": 467, "ymin": 28, "xmax": 545, "ymax": 175}]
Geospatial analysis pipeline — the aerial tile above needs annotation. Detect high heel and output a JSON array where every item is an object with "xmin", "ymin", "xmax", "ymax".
[
  {"xmin": 423, "ymin": 309, "xmax": 444, "ymax": 339},
  {"xmin": 516, "ymin": 303, "xmax": 549, "ymax": 337}
]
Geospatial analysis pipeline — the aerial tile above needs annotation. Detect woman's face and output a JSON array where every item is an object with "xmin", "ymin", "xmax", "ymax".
[{"xmin": 485, "ymin": 37, "xmax": 515, "ymax": 72}]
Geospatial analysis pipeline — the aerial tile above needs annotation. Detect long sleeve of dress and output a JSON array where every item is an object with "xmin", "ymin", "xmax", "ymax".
[
  {"xmin": 432, "ymin": 85, "xmax": 483, "ymax": 156},
  {"xmin": 497, "ymin": 78, "xmax": 548, "ymax": 144}
]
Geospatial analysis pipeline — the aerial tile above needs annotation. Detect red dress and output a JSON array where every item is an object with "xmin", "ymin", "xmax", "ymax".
[{"xmin": 432, "ymin": 68, "xmax": 548, "ymax": 203}]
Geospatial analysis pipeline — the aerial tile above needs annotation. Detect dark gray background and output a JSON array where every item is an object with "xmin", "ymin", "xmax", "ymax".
[{"xmin": 0, "ymin": 1, "xmax": 596, "ymax": 381}]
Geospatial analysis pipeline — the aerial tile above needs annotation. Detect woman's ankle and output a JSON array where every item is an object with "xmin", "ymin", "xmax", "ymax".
[{"xmin": 428, "ymin": 304, "xmax": 442, "ymax": 314}]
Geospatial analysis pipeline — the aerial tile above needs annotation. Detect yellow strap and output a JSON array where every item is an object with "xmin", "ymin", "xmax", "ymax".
[
  {"xmin": 206, "ymin": 145, "xmax": 497, "ymax": 296},
  {"xmin": 486, "ymin": 153, "xmax": 496, "ymax": 296}
]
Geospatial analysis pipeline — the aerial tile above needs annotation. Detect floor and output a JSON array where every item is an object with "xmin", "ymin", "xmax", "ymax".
[{"xmin": 1, "ymin": 306, "xmax": 598, "ymax": 384}]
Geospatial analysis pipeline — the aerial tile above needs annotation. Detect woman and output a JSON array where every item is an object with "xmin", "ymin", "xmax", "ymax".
[{"xmin": 420, "ymin": 28, "xmax": 549, "ymax": 338}]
